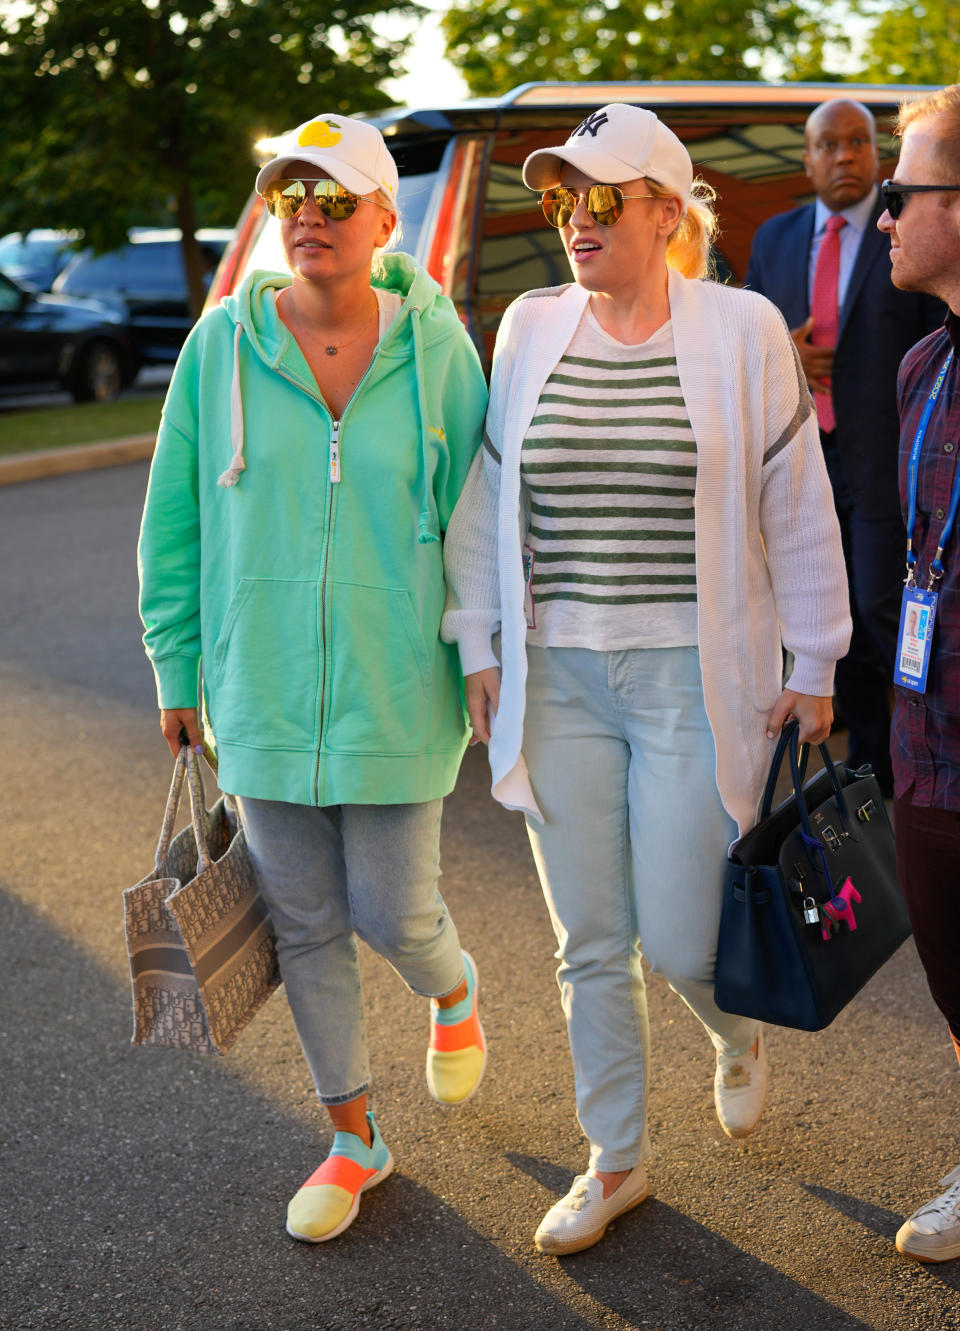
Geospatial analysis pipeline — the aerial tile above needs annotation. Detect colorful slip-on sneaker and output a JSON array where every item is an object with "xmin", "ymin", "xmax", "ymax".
[
  {"xmin": 426, "ymin": 949, "xmax": 487, "ymax": 1104},
  {"xmin": 286, "ymin": 1112, "xmax": 394, "ymax": 1242}
]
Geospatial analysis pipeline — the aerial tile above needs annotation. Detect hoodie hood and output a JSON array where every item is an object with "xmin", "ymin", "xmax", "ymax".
[{"xmin": 215, "ymin": 253, "xmax": 455, "ymax": 542}]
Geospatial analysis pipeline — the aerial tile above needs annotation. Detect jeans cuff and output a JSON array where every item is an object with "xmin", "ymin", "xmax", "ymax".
[{"xmin": 318, "ymin": 1082, "xmax": 369, "ymax": 1107}]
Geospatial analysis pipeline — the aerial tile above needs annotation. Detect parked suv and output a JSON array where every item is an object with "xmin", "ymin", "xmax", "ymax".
[
  {"xmin": 0, "ymin": 269, "xmax": 133, "ymax": 401},
  {"xmin": 54, "ymin": 228, "xmax": 233, "ymax": 369},
  {"xmin": 209, "ymin": 80, "xmax": 925, "ymax": 369}
]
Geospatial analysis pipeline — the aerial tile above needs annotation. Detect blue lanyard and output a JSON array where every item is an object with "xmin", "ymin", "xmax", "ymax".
[{"xmin": 906, "ymin": 349, "xmax": 959, "ymax": 589}]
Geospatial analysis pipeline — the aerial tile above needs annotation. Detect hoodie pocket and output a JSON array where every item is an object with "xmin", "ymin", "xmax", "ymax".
[
  {"xmin": 210, "ymin": 578, "xmax": 319, "ymax": 750},
  {"xmin": 325, "ymin": 580, "xmax": 432, "ymax": 754}
]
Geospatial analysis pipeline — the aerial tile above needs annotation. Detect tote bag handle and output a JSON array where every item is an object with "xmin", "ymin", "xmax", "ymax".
[{"xmin": 153, "ymin": 746, "xmax": 212, "ymax": 876}]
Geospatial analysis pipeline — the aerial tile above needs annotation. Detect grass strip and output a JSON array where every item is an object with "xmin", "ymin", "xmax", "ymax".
[{"xmin": 0, "ymin": 396, "xmax": 162, "ymax": 458}]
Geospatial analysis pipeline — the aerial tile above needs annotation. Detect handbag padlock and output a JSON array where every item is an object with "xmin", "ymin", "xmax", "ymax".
[{"xmin": 802, "ymin": 897, "xmax": 820, "ymax": 926}]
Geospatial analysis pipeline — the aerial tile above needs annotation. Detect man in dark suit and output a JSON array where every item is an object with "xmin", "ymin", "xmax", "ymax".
[{"xmin": 746, "ymin": 98, "xmax": 943, "ymax": 793}]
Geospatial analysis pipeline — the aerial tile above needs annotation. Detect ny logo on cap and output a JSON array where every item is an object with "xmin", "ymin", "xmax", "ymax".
[{"xmin": 573, "ymin": 111, "xmax": 609, "ymax": 139}]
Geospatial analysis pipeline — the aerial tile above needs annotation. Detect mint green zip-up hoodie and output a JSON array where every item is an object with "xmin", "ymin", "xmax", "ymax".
[{"xmin": 138, "ymin": 254, "xmax": 487, "ymax": 806}]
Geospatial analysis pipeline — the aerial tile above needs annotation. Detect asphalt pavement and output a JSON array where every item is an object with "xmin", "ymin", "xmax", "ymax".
[{"xmin": 1, "ymin": 462, "xmax": 959, "ymax": 1331}]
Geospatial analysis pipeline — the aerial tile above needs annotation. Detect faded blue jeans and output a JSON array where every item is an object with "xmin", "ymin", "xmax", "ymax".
[
  {"xmin": 523, "ymin": 644, "xmax": 759, "ymax": 1172},
  {"xmin": 235, "ymin": 797, "xmax": 465, "ymax": 1105}
]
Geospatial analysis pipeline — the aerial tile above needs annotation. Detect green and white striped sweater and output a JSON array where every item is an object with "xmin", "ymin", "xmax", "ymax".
[{"xmin": 521, "ymin": 308, "xmax": 697, "ymax": 648}]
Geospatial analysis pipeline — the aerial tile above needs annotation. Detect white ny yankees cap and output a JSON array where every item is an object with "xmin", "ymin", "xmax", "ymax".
[{"xmin": 522, "ymin": 103, "xmax": 693, "ymax": 207}]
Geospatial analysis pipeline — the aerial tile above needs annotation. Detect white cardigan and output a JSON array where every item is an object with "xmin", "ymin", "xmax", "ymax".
[{"xmin": 442, "ymin": 271, "xmax": 852, "ymax": 835}]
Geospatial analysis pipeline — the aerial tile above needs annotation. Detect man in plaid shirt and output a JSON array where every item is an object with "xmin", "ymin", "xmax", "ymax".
[{"xmin": 878, "ymin": 84, "xmax": 960, "ymax": 1265}]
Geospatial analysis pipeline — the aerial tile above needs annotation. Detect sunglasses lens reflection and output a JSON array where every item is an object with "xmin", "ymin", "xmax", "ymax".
[
  {"xmin": 589, "ymin": 185, "xmax": 623, "ymax": 225},
  {"xmin": 265, "ymin": 180, "xmax": 306, "ymax": 219},
  {"xmin": 541, "ymin": 185, "xmax": 625, "ymax": 228},
  {"xmin": 263, "ymin": 179, "xmax": 361, "ymax": 220},
  {"xmin": 316, "ymin": 181, "xmax": 360, "ymax": 220},
  {"xmin": 541, "ymin": 188, "xmax": 574, "ymax": 228}
]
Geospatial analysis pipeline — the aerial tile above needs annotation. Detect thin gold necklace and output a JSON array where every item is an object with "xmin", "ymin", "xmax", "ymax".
[
  {"xmin": 322, "ymin": 307, "xmax": 378, "ymax": 356},
  {"xmin": 282, "ymin": 290, "xmax": 378, "ymax": 356}
]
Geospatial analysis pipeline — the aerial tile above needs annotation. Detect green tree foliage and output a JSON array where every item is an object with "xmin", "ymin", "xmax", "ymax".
[
  {"xmin": 441, "ymin": 0, "xmax": 843, "ymax": 93},
  {"xmin": 0, "ymin": 0, "xmax": 416, "ymax": 315},
  {"xmin": 855, "ymin": 1, "xmax": 960, "ymax": 86}
]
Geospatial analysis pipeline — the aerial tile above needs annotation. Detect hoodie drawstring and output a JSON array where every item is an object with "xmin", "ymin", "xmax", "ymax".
[
  {"xmin": 411, "ymin": 306, "xmax": 440, "ymax": 545},
  {"xmin": 217, "ymin": 321, "xmax": 246, "ymax": 488}
]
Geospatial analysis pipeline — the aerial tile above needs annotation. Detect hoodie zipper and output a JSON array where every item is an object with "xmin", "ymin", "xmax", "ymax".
[
  {"xmin": 312, "ymin": 358, "xmax": 387, "ymax": 804},
  {"xmin": 314, "ymin": 417, "xmax": 341, "ymax": 803},
  {"xmin": 269, "ymin": 316, "xmax": 405, "ymax": 804},
  {"xmin": 329, "ymin": 419, "xmax": 341, "ymax": 484}
]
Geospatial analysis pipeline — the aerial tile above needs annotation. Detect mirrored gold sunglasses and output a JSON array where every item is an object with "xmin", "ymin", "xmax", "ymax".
[
  {"xmin": 540, "ymin": 184, "xmax": 658, "ymax": 228},
  {"xmin": 260, "ymin": 177, "xmax": 376, "ymax": 221}
]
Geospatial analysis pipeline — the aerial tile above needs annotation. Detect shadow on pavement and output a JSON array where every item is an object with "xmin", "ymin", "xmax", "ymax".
[
  {"xmin": 0, "ymin": 885, "xmax": 600, "ymax": 1331},
  {"xmin": 803, "ymin": 1183, "xmax": 960, "ymax": 1294},
  {"xmin": 546, "ymin": 1195, "xmax": 875, "ymax": 1331},
  {"xmin": 505, "ymin": 1152, "xmax": 875, "ymax": 1330}
]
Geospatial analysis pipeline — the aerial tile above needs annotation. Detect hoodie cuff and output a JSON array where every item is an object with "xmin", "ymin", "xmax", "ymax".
[{"xmin": 152, "ymin": 654, "xmax": 202, "ymax": 710}]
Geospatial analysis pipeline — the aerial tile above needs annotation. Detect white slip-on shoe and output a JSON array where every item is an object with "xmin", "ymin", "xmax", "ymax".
[
  {"xmin": 714, "ymin": 1029, "xmax": 769, "ymax": 1139},
  {"xmin": 534, "ymin": 1163, "xmax": 650, "ymax": 1256},
  {"xmin": 896, "ymin": 1165, "xmax": 960, "ymax": 1263}
]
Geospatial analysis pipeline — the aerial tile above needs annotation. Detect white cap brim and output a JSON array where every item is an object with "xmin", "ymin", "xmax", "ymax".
[
  {"xmin": 256, "ymin": 151, "xmax": 379, "ymax": 200},
  {"xmin": 522, "ymin": 143, "xmax": 650, "ymax": 191}
]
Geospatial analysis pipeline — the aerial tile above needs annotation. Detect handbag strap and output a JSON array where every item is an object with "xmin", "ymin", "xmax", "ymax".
[
  {"xmin": 153, "ymin": 746, "xmax": 212, "ymax": 876},
  {"xmin": 758, "ymin": 718, "xmax": 810, "ymax": 821}
]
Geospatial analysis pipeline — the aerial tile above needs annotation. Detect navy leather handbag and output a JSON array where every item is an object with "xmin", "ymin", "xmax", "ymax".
[{"xmin": 714, "ymin": 720, "xmax": 909, "ymax": 1031}]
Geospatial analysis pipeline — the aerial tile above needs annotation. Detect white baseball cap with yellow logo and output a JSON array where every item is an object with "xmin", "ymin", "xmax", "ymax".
[{"xmin": 255, "ymin": 115, "xmax": 399, "ymax": 205}]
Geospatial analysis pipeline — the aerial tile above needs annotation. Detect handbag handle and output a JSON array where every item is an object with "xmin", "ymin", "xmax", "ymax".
[
  {"xmin": 153, "ymin": 746, "xmax": 212, "ymax": 877},
  {"xmin": 757, "ymin": 718, "xmax": 810, "ymax": 821}
]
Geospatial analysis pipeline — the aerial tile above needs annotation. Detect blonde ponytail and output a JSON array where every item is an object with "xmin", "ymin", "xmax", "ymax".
[{"xmin": 647, "ymin": 177, "xmax": 720, "ymax": 280}]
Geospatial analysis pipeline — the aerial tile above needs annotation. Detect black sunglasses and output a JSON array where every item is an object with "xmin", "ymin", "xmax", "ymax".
[{"xmin": 881, "ymin": 178, "xmax": 960, "ymax": 220}]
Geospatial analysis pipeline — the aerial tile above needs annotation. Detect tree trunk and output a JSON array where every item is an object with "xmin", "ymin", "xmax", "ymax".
[{"xmin": 175, "ymin": 181, "xmax": 207, "ymax": 323}]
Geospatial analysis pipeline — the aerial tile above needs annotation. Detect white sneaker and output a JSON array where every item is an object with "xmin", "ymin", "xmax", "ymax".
[
  {"xmin": 896, "ymin": 1165, "xmax": 960, "ymax": 1263},
  {"xmin": 534, "ymin": 1163, "xmax": 650, "ymax": 1256},
  {"xmin": 714, "ymin": 1029, "xmax": 769, "ymax": 1139}
]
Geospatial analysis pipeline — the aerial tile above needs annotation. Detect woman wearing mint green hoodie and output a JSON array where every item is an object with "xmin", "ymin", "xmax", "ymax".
[{"xmin": 138, "ymin": 115, "xmax": 488, "ymax": 1243}]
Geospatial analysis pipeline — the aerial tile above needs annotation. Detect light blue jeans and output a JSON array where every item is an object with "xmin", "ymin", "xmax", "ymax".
[
  {"xmin": 235, "ymin": 797, "xmax": 465, "ymax": 1105},
  {"xmin": 523, "ymin": 644, "xmax": 759, "ymax": 1172}
]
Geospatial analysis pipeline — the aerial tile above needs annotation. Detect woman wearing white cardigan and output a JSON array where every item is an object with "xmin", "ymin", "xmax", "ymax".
[{"xmin": 442, "ymin": 104, "xmax": 851, "ymax": 1256}]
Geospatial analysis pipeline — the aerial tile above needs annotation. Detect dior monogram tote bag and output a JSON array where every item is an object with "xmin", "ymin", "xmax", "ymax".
[{"xmin": 123, "ymin": 746, "xmax": 280, "ymax": 1054}]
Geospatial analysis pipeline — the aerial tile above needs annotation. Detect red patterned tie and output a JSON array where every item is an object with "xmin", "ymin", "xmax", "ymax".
[{"xmin": 810, "ymin": 213, "xmax": 847, "ymax": 433}]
